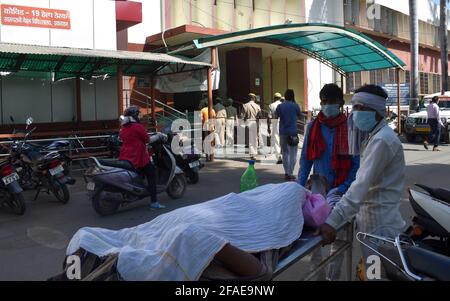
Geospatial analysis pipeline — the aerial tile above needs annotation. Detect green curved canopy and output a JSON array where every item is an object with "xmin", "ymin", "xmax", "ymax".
[
  {"xmin": 189, "ymin": 23, "xmax": 405, "ymax": 75},
  {"xmin": 0, "ymin": 43, "xmax": 211, "ymax": 81}
]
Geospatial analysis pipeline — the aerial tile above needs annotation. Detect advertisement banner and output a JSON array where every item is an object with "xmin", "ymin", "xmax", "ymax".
[
  {"xmin": 155, "ymin": 50, "xmax": 220, "ymax": 93},
  {"xmin": 0, "ymin": 4, "xmax": 71, "ymax": 30}
]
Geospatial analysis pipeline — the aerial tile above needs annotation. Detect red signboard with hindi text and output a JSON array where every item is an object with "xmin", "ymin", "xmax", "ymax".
[{"xmin": 0, "ymin": 4, "xmax": 71, "ymax": 30}]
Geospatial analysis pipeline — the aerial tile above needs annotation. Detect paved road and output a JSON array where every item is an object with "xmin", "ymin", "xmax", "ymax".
[{"xmin": 0, "ymin": 141, "xmax": 449, "ymax": 280}]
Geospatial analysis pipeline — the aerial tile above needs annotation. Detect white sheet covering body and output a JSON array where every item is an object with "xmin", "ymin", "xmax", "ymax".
[{"xmin": 67, "ymin": 182, "xmax": 306, "ymax": 280}]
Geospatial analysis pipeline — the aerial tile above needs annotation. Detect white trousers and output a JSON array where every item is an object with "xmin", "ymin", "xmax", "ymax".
[
  {"xmin": 215, "ymin": 118, "xmax": 226, "ymax": 146},
  {"xmin": 225, "ymin": 119, "xmax": 235, "ymax": 145}
]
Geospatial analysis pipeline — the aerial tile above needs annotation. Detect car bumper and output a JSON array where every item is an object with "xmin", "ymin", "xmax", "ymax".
[{"xmin": 405, "ymin": 123, "xmax": 449, "ymax": 135}]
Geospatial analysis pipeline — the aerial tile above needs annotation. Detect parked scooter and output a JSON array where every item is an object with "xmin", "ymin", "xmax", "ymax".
[
  {"xmin": 9, "ymin": 118, "xmax": 74, "ymax": 204},
  {"xmin": 357, "ymin": 232, "xmax": 450, "ymax": 281},
  {"xmin": 85, "ymin": 132, "xmax": 187, "ymax": 216},
  {"xmin": 165, "ymin": 131, "xmax": 204, "ymax": 184},
  {"xmin": 405, "ymin": 184, "xmax": 450, "ymax": 256},
  {"xmin": 0, "ymin": 157, "xmax": 25, "ymax": 215}
]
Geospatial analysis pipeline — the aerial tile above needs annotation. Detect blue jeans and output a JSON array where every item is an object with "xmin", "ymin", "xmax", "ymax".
[{"xmin": 280, "ymin": 135, "xmax": 298, "ymax": 176}]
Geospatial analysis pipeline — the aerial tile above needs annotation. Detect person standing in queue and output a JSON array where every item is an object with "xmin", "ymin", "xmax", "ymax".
[
  {"xmin": 268, "ymin": 92, "xmax": 284, "ymax": 164},
  {"xmin": 214, "ymin": 97, "xmax": 227, "ymax": 148},
  {"xmin": 241, "ymin": 93, "xmax": 262, "ymax": 160},
  {"xmin": 274, "ymin": 89, "xmax": 301, "ymax": 181}
]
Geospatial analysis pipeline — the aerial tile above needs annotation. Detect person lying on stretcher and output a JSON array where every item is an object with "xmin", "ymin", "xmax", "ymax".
[{"xmin": 55, "ymin": 178, "xmax": 331, "ymax": 281}]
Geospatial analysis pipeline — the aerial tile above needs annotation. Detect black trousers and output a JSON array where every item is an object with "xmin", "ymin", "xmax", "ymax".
[
  {"xmin": 427, "ymin": 119, "xmax": 442, "ymax": 147},
  {"xmin": 139, "ymin": 162, "xmax": 157, "ymax": 203}
]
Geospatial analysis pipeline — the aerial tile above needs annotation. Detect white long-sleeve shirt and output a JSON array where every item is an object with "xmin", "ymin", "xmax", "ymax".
[
  {"xmin": 326, "ymin": 121, "xmax": 406, "ymax": 237},
  {"xmin": 427, "ymin": 103, "xmax": 444, "ymax": 127}
]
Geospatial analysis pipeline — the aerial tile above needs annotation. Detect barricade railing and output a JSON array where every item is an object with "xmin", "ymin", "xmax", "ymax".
[{"xmin": 0, "ymin": 134, "xmax": 115, "ymax": 174}]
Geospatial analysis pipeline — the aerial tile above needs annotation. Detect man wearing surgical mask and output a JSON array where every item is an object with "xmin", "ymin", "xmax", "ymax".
[
  {"xmin": 299, "ymin": 84, "xmax": 360, "ymax": 197},
  {"xmin": 298, "ymin": 83, "xmax": 360, "ymax": 280},
  {"xmin": 319, "ymin": 85, "xmax": 406, "ymax": 280}
]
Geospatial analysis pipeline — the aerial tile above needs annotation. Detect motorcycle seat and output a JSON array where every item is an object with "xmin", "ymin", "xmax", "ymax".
[
  {"xmin": 405, "ymin": 246, "xmax": 450, "ymax": 281},
  {"xmin": 98, "ymin": 159, "xmax": 137, "ymax": 173},
  {"xmin": 45, "ymin": 140, "xmax": 70, "ymax": 150},
  {"xmin": 415, "ymin": 184, "xmax": 450, "ymax": 204},
  {"xmin": 25, "ymin": 152, "xmax": 60, "ymax": 165}
]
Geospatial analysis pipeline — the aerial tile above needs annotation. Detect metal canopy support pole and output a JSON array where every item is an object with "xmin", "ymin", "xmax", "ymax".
[
  {"xmin": 208, "ymin": 47, "xmax": 217, "ymax": 122},
  {"xmin": 340, "ymin": 73, "xmax": 344, "ymax": 90},
  {"xmin": 72, "ymin": 76, "xmax": 83, "ymax": 176},
  {"xmin": 117, "ymin": 64, "xmax": 124, "ymax": 118},
  {"xmin": 75, "ymin": 76, "xmax": 82, "ymax": 125},
  {"xmin": 151, "ymin": 77, "xmax": 156, "ymax": 131},
  {"xmin": 396, "ymin": 68, "xmax": 401, "ymax": 135},
  {"xmin": 207, "ymin": 47, "xmax": 217, "ymax": 161}
]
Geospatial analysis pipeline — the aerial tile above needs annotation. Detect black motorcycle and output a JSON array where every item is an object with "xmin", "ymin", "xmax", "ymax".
[
  {"xmin": 10, "ymin": 118, "xmax": 75, "ymax": 204},
  {"xmin": 0, "ymin": 157, "xmax": 25, "ymax": 215}
]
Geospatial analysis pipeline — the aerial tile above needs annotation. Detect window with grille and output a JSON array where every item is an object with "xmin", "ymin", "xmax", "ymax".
[
  {"xmin": 369, "ymin": 70, "xmax": 376, "ymax": 84},
  {"xmin": 346, "ymin": 72, "xmax": 355, "ymax": 93},
  {"xmin": 420, "ymin": 72, "xmax": 429, "ymax": 94},
  {"xmin": 354, "ymin": 71, "xmax": 362, "ymax": 90},
  {"xmin": 371, "ymin": 69, "xmax": 383, "ymax": 84},
  {"xmin": 388, "ymin": 69, "xmax": 396, "ymax": 84},
  {"xmin": 432, "ymin": 74, "xmax": 441, "ymax": 93},
  {"xmin": 405, "ymin": 71, "xmax": 410, "ymax": 83}
]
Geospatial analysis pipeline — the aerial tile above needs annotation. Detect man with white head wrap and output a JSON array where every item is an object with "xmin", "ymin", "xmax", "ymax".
[{"xmin": 318, "ymin": 85, "xmax": 406, "ymax": 280}]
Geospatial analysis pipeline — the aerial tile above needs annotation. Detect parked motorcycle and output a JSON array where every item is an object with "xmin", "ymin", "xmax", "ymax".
[
  {"xmin": 166, "ymin": 131, "xmax": 203, "ymax": 184},
  {"xmin": 10, "ymin": 117, "xmax": 74, "ymax": 204},
  {"xmin": 10, "ymin": 115, "xmax": 74, "ymax": 175},
  {"xmin": 357, "ymin": 232, "xmax": 450, "ymax": 281},
  {"xmin": 85, "ymin": 133, "xmax": 187, "ymax": 216},
  {"xmin": 0, "ymin": 157, "xmax": 25, "ymax": 215},
  {"xmin": 405, "ymin": 184, "xmax": 450, "ymax": 256}
]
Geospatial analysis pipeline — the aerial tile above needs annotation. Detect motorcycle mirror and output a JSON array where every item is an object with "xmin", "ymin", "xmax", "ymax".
[
  {"xmin": 26, "ymin": 117, "xmax": 33, "ymax": 126},
  {"xmin": 119, "ymin": 115, "xmax": 125, "ymax": 121},
  {"xmin": 9, "ymin": 116, "xmax": 14, "ymax": 123}
]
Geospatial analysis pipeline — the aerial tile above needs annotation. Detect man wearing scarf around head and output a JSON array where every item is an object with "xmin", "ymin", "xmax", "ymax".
[
  {"xmin": 319, "ymin": 85, "xmax": 406, "ymax": 281},
  {"xmin": 298, "ymin": 83, "xmax": 360, "ymax": 280}
]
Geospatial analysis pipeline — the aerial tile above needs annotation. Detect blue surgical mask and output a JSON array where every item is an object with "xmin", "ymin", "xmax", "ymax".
[
  {"xmin": 321, "ymin": 104, "xmax": 341, "ymax": 118},
  {"xmin": 352, "ymin": 111, "xmax": 378, "ymax": 132}
]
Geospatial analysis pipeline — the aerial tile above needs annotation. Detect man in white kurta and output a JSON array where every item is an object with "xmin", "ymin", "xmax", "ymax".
[{"xmin": 319, "ymin": 85, "xmax": 406, "ymax": 280}]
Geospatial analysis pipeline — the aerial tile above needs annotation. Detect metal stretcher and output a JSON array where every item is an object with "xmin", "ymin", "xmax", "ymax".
[{"xmin": 274, "ymin": 221, "xmax": 354, "ymax": 280}]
